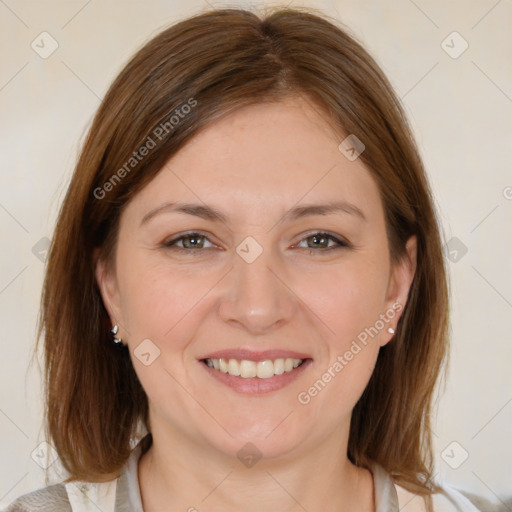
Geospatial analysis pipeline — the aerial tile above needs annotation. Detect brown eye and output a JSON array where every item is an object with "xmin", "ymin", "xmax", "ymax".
[
  {"xmin": 164, "ymin": 233, "xmax": 213, "ymax": 250},
  {"xmin": 297, "ymin": 232, "xmax": 349, "ymax": 251}
]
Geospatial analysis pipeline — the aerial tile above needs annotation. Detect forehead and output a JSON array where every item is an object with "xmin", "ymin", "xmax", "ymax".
[{"xmin": 123, "ymin": 98, "xmax": 384, "ymax": 227}]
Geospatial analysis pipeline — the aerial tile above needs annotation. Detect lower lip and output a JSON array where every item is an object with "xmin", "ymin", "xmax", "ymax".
[{"xmin": 200, "ymin": 359, "xmax": 313, "ymax": 394}]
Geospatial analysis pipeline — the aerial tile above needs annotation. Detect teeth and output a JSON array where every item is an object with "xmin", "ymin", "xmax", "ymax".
[
  {"xmin": 274, "ymin": 358, "xmax": 285, "ymax": 375},
  {"xmin": 240, "ymin": 360, "xmax": 257, "ymax": 378},
  {"xmin": 205, "ymin": 357, "xmax": 304, "ymax": 378},
  {"xmin": 228, "ymin": 358, "xmax": 240, "ymax": 376},
  {"xmin": 219, "ymin": 358, "xmax": 228, "ymax": 373},
  {"xmin": 256, "ymin": 360, "xmax": 273, "ymax": 379}
]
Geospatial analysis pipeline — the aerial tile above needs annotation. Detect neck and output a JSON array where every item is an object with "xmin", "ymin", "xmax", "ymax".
[{"xmin": 137, "ymin": 425, "xmax": 375, "ymax": 512}]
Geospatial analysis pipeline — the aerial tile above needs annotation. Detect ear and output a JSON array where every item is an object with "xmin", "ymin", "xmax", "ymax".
[
  {"xmin": 380, "ymin": 235, "xmax": 417, "ymax": 346},
  {"xmin": 93, "ymin": 247, "xmax": 124, "ymax": 335}
]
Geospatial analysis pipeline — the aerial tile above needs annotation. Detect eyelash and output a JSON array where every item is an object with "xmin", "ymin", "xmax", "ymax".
[{"xmin": 162, "ymin": 231, "xmax": 350, "ymax": 254}]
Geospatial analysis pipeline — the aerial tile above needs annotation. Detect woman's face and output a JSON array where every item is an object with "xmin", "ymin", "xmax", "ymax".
[{"xmin": 97, "ymin": 96, "xmax": 416, "ymax": 461}]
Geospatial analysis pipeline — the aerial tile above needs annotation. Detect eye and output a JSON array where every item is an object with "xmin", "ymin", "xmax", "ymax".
[
  {"xmin": 163, "ymin": 231, "xmax": 350, "ymax": 254},
  {"xmin": 163, "ymin": 232, "xmax": 215, "ymax": 251},
  {"xmin": 296, "ymin": 232, "xmax": 349, "ymax": 252}
]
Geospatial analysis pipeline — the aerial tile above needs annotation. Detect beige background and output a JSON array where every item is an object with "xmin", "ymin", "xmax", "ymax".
[{"xmin": 1, "ymin": 0, "xmax": 511, "ymax": 507}]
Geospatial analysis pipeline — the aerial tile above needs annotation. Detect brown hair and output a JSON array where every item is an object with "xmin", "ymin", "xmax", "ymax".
[{"xmin": 37, "ymin": 6, "xmax": 449, "ymax": 509}]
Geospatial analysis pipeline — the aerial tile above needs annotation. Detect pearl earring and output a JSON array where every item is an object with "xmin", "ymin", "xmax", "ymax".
[
  {"xmin": 387, "ymin": 327, "xmax": 395, "ymax": 334},
  {"xmin": 110, "ymin": 324, "xmax": 123, "ymax": 345}
]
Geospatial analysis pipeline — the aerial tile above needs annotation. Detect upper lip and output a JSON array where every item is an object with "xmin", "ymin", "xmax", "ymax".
[{"xmin": 200, "ymin": 348, "xmax": 312, "ymax": 362}]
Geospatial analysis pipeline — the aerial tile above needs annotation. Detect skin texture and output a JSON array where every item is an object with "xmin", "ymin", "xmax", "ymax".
[{"xmin": 96, "ymin": 96, "xmax": 417, "ymax": 511}]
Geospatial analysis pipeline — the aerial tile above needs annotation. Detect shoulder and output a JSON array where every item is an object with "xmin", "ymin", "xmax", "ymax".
[
  {"xmin": 3, "ymin": 479, "xmax": 118, "ymax": 512},
  {"xmin": 395, "ymin": 482, "xmax": 502, "ymax": 512},
  {"xmin": 3, "ymin": 434, "xmax": 149, "ymax": 512},
  {"xmin": 2, "ymin": 483, "xmax": 71, "ymax": 512}
]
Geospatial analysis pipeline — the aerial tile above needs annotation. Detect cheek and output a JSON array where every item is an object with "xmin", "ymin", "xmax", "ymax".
[
  {"xmin": 117, "ymin": 254, "xmax": 201, "ymax": 344},
  {"xmin": 300, "ymin": 276, "xmax": 383, "ymax": 416},
  {"xmin": 116, "ymin": 258, "xmax": 211, "ymax": 412},
  {"xmin": 305, "ymin": 257, "xmax": 390, "ymax": 346},
  {"xmin": 295, "ymin": 256, "xmax": 388, "ymax": 404}
]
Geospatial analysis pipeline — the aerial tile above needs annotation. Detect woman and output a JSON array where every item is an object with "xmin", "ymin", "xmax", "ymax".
[{"xmin": 4, "ymin": 6, "xmax": 486, "ymax": 512}]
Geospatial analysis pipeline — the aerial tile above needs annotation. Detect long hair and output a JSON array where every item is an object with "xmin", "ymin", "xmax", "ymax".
[{"xmin": 37, "ymin": 7, "xmax": 449, "ymax": 510}]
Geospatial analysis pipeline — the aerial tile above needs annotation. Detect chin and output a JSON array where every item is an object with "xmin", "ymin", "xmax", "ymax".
[{"xmin": 200, "ymin": 415, "xmax": 309, "ymax": 463}]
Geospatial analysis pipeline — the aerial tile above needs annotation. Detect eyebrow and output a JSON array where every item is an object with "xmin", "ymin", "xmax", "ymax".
[{"xmin": 140, "ymin": 200, "xmax": 367, "ymax": 226}]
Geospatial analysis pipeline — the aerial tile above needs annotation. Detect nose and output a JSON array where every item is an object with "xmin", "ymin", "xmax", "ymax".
[{"xmin": 218, "ymin": 239, "xmax": 296, "ymax": 335}]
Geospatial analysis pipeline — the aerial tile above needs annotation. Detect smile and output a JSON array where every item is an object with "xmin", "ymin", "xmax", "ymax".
[{"xmin": 204, "ymin": 357, "xmax": 304, "ymax": 379}]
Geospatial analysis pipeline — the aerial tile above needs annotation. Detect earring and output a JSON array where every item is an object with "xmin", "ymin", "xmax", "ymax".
[
  {"xmin": 387, "ymin": 327, "xmax": 395, "ymax": 335},
  {"xmin": 110, "ymin": 324, "xmax": 123, "ymax": 345}
]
